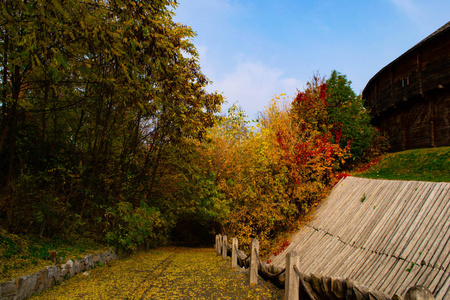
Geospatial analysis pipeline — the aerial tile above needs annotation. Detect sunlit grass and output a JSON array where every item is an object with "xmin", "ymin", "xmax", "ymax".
[{"xmin": 353, "ymin": 146, "xmax": 450, "ymax": 182}]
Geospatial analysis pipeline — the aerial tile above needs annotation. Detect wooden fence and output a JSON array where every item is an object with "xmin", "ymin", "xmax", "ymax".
[{"xmin": 215, "ymin": 234, "xmax": 435, "ymax": 300}]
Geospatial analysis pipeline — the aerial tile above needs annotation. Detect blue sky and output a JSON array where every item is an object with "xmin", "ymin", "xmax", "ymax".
[{"xmin": 173, "ymin": 0, "xmax": 449, "ymax": 119}]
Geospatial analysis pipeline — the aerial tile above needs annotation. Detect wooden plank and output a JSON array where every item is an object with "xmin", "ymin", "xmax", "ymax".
[
  {"xmin": 375, "ymin": 181, "xmax": 421, "ymax": 254},
  {"xmin": 314, "ymin": 190, "xmax": 358, "ymax": 237},
  {"xmin": 272, "ymin": 226, "xmax": 311, "ymax": 267},
  {"xmin": 443, "ymin": 291, "xmax": 450, "ymax": 300},
  {"xmin": 374, "ymin": 256, "xmax": 400, "ymax": 290},
  {"xmin": 397, "ymin": 264, "xmax": 426, "ymax": 296},
  {"xmin": 301, "ymin": 233, "xmax": 331, "ymax": 274},
  {"xmin": 352, "ymin": 250, "xmax": 378, "ymax": 280},
  {"xmin": 361, "ymin": 181, "xmax": 405, "ymax": 251},
  {"xmin": 312, "ymin": 177, "xmax": 359, "ymax": 230},
  {"xmin": 313, "ymin": 179, "xmax": 354, "ymax": 225},
  {"xmin": 435, "ymin": 273, "xmax": 450, "ymax": 300},
  {"xmin": 378, "ymin": 259, "xmax": 409, "ymax": 292},
  {"xmin": 385, "ymin": 182, "xmax": 430, "ymax": 255},
  {"xmin": 429, "ymin": 187, "xmax": 450, "ymax": 269},
  {"xmin": 434, "ymin": 232, "xmax": 450, "ymax": 271},
  {"xmin": 429, "ymin": 270, "xmax": 446, "ymax": 295},
  {"xmin": 270, "ymin": 178, "xmax": 450, "ymax": 298},
  {"xmin": 338, "ymin": 180, "xmax": 383, "ymax": 246},
  {"xmin": 327, "ymin": 244, "xmax": 355, "ymax": 276},
  {"xmin": 350, "ymin": 182, "xmax": 394, "ymax": 247},
  {"xmin": 284, "ymin": 229, "xmax": 321, "ymax": 270},
  {"xmin": 415, "ymin": 265, "xmax": 435, "ymax": 287},
  {"xmin": 387, "ymin": 260, "xmax": 420, "ymax": 296},
  {"xmin": 318, "ymin": 178, "xmax": 374, "ymax": 235},
  {"xmin": 428, "ymin": 218, "xmax": 450, "ymax": 269},
  {"xmin": 421, "ymin": 267, "xmax": 441, "ymax": 289},
  {"xmin": 292, "ymin": 229, "xmax": 320, "ymax": 269},
  {"xmin": 367, "ymin": 181, "xmax": 416, "ymax": 253},
  {"xmin": 318, "ymin": 241, "xmax": 347, "ymax": 276},
  {"xmin": 338, "ymin": 247, "xmax": 366, "ymax": 278},
  {"xmin": 391, "ymin": 182, "xmax": 433, "ymax": 256},
  {"xmin": 418, "ymin": 185, "xmax": 450, "ymax": 267},
  {"xmin": 303, "ymin": 233, "xmax": 333, "ymax": 274},
  {"xmin": 361, "ymin": 253, "xmax": 390, "ymax": 286},
  {"xmin": 408, "ymin": 183, "xmax": 449, "ymax": 263},
  {"xmin": 396, "ymin": 183, "xmax": 440, "ymax": 259},
  {"xmin": 347, "ymin": 250, "xmax": 374, "ymax": 279}
]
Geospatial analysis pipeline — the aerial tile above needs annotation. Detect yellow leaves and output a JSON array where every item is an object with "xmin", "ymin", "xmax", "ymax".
[
  {"xmin": 33, "ymin": 248, "xmax": 283, "ymax": 299},
  {"xmin": 111, "ymin": 47, "xmax": 121, "ymax": 57}
]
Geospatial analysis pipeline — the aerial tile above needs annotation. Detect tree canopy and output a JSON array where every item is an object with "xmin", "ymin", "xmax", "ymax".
[
  {"xmin": 0, "ymin": 0, "xmax": 223, "ymax": 248},
  {"xmin": 0, "ymin": 0, "xmax": 386, "ymax": 252}
]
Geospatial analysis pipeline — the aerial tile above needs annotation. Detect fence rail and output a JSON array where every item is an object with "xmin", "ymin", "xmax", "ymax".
[{"xmin": 214, "ymin": 234, "xmax": 435, "ymax": 300}]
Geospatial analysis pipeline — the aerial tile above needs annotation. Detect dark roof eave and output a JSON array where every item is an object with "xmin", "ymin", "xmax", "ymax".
[{"xmin": 362, "ymin": 21, "xmax": 450, "ymax": 98}]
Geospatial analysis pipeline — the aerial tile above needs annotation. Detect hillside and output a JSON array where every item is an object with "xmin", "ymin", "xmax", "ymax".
[{"xmin": 353, "ymin": 146, "xmax": 450, "ymax": 182}]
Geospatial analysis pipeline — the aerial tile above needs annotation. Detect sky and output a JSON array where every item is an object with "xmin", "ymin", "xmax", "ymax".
[{"xmin": 173, "ymin": 0, "xmax": 450, "ymax": 119}]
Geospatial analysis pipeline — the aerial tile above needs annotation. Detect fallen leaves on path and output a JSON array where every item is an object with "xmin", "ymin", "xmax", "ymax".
[{"xmin": 32, "ymin": 247, "xmax": 283, "ymax": 299}]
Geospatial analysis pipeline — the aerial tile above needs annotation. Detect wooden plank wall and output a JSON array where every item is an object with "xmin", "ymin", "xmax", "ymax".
[
  {"xmin": 363, "ymin": 24, "xmax": 450, "ymax": 152},
  {"xmin": 270, "ymin": 176, "xmax": 450, "ymax": 299}
]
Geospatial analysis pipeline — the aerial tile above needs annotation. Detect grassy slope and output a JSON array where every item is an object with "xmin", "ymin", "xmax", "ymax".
[{"xmin": 352, "ymin": 146, "xmax": 450, "ymax": 182}]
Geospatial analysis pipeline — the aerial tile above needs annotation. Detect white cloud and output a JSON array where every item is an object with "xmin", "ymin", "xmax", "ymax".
[
  {"xmin": 280, "ymin": 78, "xmax": 303, "ymax": 95},
  {"xmin": 207, "ymin": 61, "xmax": 302, "ymax": 119},
  {"xmin": 388, "ymin": 0, "xmax": 420, "ymax": 19}
]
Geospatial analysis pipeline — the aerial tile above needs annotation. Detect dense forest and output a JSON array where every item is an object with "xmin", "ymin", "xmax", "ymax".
[{"xmin": 0, "ymin": 0, "xmax": 387, "ymax": 252}]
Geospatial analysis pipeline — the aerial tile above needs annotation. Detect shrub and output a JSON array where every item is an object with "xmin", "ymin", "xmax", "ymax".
[{"xmin": 104, "ymin": 202, "xmax": 171, "ymax": 251}]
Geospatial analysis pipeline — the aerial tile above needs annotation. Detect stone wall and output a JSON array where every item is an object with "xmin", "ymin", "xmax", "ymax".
[{"xmin": 0, "ymin": 250, "xmax": 118, "ymax": 300}]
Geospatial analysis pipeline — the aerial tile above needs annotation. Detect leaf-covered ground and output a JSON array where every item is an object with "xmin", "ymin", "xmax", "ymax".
[{"xmin": 32, "ymin": 247, "xmax": 283, "ymax": 299}]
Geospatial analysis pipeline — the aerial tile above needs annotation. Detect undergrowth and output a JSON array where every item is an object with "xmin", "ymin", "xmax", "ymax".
[{"xmin": 0, "ymin": 227, "xmax": 110, "ymax": 282}]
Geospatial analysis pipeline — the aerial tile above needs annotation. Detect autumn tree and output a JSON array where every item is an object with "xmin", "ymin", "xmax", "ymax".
[
  {"xmin": 325, "ymin": 70, "xmax": 387, "ymax": 162},
  {"xmin": 202, "ymin": 73, "xmax": 385, "ymax": 252},
  {"xmin": 0, "ymin": 0, "xmax": 223, "ymax": 249}
]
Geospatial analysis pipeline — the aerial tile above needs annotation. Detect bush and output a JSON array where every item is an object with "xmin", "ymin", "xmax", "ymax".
[{"xmin": 104, "ymin": 202, "xmax": 171, "ymax": 251}]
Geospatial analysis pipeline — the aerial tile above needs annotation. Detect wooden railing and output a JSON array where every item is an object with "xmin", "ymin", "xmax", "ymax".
[{"xmin": 215, "ymin": 234, "xmax": 435, "ymax": 300}]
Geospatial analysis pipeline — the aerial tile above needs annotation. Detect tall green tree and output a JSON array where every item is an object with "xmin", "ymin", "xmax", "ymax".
[
  {"xmin": 326, "ymin": 70, "xmax": 385, "ymax": 162},
  {"xmin": 0, "ymin": 0, "xmax": 223, "ymax": 246}
]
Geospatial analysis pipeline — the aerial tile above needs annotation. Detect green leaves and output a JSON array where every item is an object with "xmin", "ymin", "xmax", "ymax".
[
  {"xmin": 326, "ymin": 70, "xmax": 387, "ymax": 163},
  {"xmin": 104, "ymin": 202, "xmax": 169, "ymax": 250},
  {"xmin": 0, "ymin": 0, "xmax": 223, "ymax": 248}
]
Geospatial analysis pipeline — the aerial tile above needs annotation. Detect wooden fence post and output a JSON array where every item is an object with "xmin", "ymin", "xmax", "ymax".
[
  {"xmin": 285, "ymin": 251, "xmax": 299, "ymax": 300},
  {"xmin": 216, "ymin": 235, "xmax": 221, "ymax": 254},
  {"xmin": 217, "ymin": 234, "xmax": 222, "ymax": 256},
  {"xmin": 222, "ymin": 235, "xmax": 228, "ymax": 260},
  {"xmin": 249, "ymin": 238, "xmax": 259, "ymax": 286},
  {"xmin": 232, "ymin": 237, "xmax": 238, "ymax": 268}
]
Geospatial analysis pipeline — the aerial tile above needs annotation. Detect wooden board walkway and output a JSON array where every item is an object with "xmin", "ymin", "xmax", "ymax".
[{"xmin": 270, "ymin": 176, "xmax": 450, "ymax": 299}]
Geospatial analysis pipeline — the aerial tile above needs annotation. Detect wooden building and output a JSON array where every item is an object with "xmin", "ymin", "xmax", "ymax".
[{"xmin": 362, "ymin": 21, "xmax": 450, "ymax": 152}]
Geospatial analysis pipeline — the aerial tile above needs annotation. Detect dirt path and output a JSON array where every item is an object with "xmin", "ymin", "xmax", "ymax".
[{"xmin": 32, "ymin": 247, "xmax": 283, "ymax": 299}]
